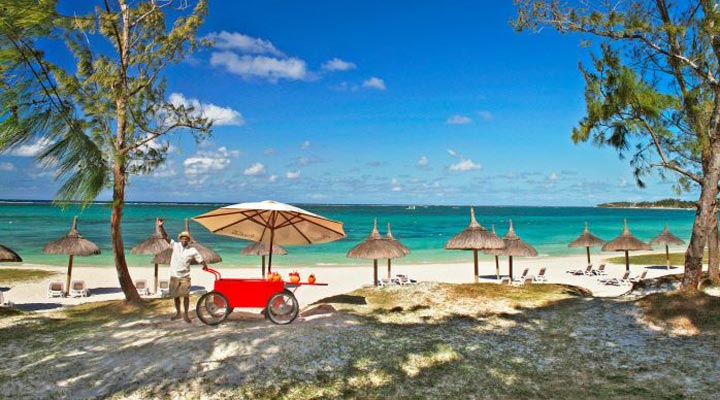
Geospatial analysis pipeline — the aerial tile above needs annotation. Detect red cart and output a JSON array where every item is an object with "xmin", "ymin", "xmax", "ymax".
[{"xmin": 196, "ymin": 267, "xmax": 327, "ymax": 325}]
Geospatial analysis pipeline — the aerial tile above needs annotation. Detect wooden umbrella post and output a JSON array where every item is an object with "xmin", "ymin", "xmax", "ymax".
[
  {"xmin": 473, "ymin": 249, "xmax": 479, "ymax": 283},
  {"xmin": 65, "ymin": 255, "xmax": 74, "ymax": 297},
  {"xmin": 387, "ymin": 259, "xmax": 392, "ymax": 279},
  {"xmin": 495, "ymin": 256, "xmax": 500, "ymax": 279},
  {"xmin": 586, "ymin": 247, "xmax": 591, "ymax": 267},
  {"xmin": 373, "ymin": 259, "xmax": 378, "ymax": 286},
  {"xmin": 154, "ymin": 263, "xmax": 159, "ymax": 294},
  {"xmin": 509, "ymin": 255, "xmax": 514, "ymax": 278},
  {"xmin": 665, "ymin": 245, "xmax": 670, "ymax": 269},
  {"xmin": 625, "ymin": 250, "xmax": 630, "ymax": 271},
  {"xmin": 262, "ymin": 255, "xmax": 266, "ymax": 278}
]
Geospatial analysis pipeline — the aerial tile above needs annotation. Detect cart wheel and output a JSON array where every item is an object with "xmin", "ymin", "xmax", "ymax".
[
  {"xmin": 266, "ymin": 290, "xmax": 299, "ymax": 325},
  {"xmin": 196, "ymin": 291, "xmax": 230, "ymax": 326}
]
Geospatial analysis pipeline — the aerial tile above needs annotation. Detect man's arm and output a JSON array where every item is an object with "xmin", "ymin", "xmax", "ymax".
[{"xmin": 157, "ymin": 218, "xmax": 171, "ymax": 244}]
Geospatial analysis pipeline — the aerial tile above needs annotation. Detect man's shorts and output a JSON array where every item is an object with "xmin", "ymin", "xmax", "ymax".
[{"xmin": 169, "ymin": 276, "xmax": 191, "ymax": 298}]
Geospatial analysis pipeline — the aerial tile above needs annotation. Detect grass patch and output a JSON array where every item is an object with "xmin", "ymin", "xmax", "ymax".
[
  {"xmin": 0, "ymin": 268, "xmax": 58, "ymax": 284},
  {"xmin": 606, "ymin": 251, "xmax": 707, "ymax": 266},
  {"xmin": 637, "ymin": 291, "xmax": 720, "ymax": 334}
]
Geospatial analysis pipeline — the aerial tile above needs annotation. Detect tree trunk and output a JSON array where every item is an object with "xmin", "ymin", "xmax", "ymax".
[
  {"xmin": 708, "ymin": 203, "xmax": 719, "ymax": 283},
  {"xmin": 683, "ymin": 159, "xmax": 720, "ymax": 291},
  {"xmin": 111, "ymin": 161, "xmax": 141, "ymax": 303}
]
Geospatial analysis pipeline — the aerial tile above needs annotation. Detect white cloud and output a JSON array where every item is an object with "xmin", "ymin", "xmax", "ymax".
[
  {"xmin": 449, "ymin": 159, "xmax": 481, "ymax": 171},
  {"xmin": 322, "ymin": 58, "xmax": 356, "ymax": 71},
  {"xmin": 362, "ymin": 77, "xmax": 386, "ymax": 90},
  {"xmin": 10, "ymin": 138, "xmax": 53, "ymax": 157},
  {"xmin": 391, "ymin": 177, "xmax": 402, "ymax": 192},
  {"xmin": 183, "ymin": 147, "xmax": 234, "ymax": 184},
  {"xmin": 243, "ymin": 162, "xmax": 265, "ymax": 176},
  {"xmin": 417, "ymin": 156, "xmax": 428, "ymax": 168},
  {"xmin": 549, "ymin": 172, "xmax": 559, "ymax": 181},
  {"xmin": 210, "ymin": 51, "xmax": 308, "ymax": 82},
  {"xmin": 0, "ymin": 162, "xmax": 14, "ymax": 171},
  {"xmin": 150, "ymin": 161, "xmax": 177, "ymax": 178},
  {"xmin": 268, "ymin": 174, "xmax": 278, "ymax": 183},
  {"xmin": 477, "ymin": 111, "xmax": 494, "ymax": 121},
  {"xmin": 301, "ymin": 140, "xmax": 311, "ymax": 149},
  {"xmin": 447, "ymin": 149, "xmax": 457, "ymax": 157},
  {"xmin": 169, "ymin": 93, "xmax": 244, "ymax": 126},
  {"xmin": 206, "ymin": 31, "xmax": 284, "ymax": 56},
  {"xmin": 286, "ymin": 170, "xmax": 301, "ymax": 179},
  {"xmin": 447, "ymin": 115, "xmax": 472, "ymax": 125}
]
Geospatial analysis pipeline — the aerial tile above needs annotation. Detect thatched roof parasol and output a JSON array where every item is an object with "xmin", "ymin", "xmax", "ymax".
[
  {"xmin": 0, "ymin": 244, "xmax": 22, "ymax": 262},
  {"xmin": 484, "ymin": 220, "xmax": 537, "ymax": 278},
  {"xmin": 601, "ymin": 219, "xmax": 652, "ymax": 271},
  {"xmin": 131, "ymin": 218, "xmax": 172, "ymax": 294},
  {"xmin": 649, "ymin": 223, "xmax": 685, "ymax": 269},
  {"xmin": 241, "ymin": 241, "xmax": 287, "ymax": 278},
  {"xmin": 347, "ymin": 218, "xmax": 406, "ymax": 285},
  {"xmin": 568, "ymin": 222, "xmax": 605, "ymax": 267},
  {"xmin": 384, "ymin": 222, "xmax": 410, "ymax": 278},
  {"xmin": 153, "ymin": 219, "xmax": 222, "ymax": 265},
  {"xmin": 445, "ymin": 207, "xmax": 504, "ymax": 283},
  {"xmin": 43, "ymin": 216, "xmax": 100, "ymax": 296}
]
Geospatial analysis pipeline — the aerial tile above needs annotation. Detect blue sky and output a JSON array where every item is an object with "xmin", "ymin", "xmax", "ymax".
[{"xmin": 0, "ymin": 1, "xmax": 695, "ymax": 205}]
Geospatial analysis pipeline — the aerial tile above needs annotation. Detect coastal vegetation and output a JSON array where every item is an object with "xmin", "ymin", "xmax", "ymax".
[
  {"xmin": 515, "ymin": 1, "xmax": 720, "ymax": 289},
  {"xmin": 606, "ymin": 252, "xmax": 708, "ymax": 266},
  {"xmin": 1, "ymin": 284, "xmax": 718, "ymax": 398},
  {"xmin": 598, "ymin": 198, "xmax": 696, "ymax": 209},
  {"xmin": 0, "ymin": 268, "xmax": 57, "ymax": 284},
  {"xmin": 0, "ymin": 1, "xmax": 211, "ymax": 302}
]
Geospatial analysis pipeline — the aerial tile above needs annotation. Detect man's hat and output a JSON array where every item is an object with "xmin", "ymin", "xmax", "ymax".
[{"xmin": 178, "ymin": 231, "xmax": 192, "ymax": 240}]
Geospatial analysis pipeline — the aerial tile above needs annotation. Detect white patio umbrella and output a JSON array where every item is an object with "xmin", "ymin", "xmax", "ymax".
[{"xmin": 193, "ymin": 200, "xmax": 346, "ymax": 271}]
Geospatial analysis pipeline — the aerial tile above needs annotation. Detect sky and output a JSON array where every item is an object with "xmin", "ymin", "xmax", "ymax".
[{"xmin": 0, "ymin": 1, "xmax": 698, "ymax": 206}]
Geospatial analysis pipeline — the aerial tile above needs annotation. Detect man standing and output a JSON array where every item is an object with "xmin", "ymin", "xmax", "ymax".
[{"xmin": 158, "ymin": 218, "xmax": 207, "ymax": 323}]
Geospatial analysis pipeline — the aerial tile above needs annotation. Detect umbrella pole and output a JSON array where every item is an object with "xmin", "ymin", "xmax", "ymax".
[
  {"xmin": 154, "ymin": 263, "xmax": 159, "ymax": 294},
  {"xmin": 387, "ymin": 259, "xmax": 392, "ymax": 279},
  {"xmin": 473, "ymin": 250, "xmax": 479, "ymax": 283},
  {"xmin": 625, "ymin": 251, "xmax": 630, "ymax": 272},
  {"xmin": 65, "ymin": 255, "xmax": 74, "ymax": 297},
  {"xmin": 665, "ymin": 245, "xmax": 670, "ymax": 269},
  {"xmin": 586, "ymin": 247, "xmax": 591, "ymax": 267},
  {"xmin": 495, "ymin": 256, "xmax": 500, "ymax": 279},
  {"xmin": 262, "ymin": 255, "xmax": 266, "ymax": 278},
  {"xmin": 509, "ymin": 256, "xmax": 514, "ymax": 278},
  {"xmin": 267, "ymin": 211, "xmax": 276, "ymax": 274},
  {"xmin": 373, "ymin": 259, "xmax": 378, "ymax": 286}
]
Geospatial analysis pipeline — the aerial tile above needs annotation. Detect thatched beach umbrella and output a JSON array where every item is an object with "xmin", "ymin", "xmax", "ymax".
[
  {"xmin": 568, "ymin": 222, "xmax": 606, "ymax": 267},
  {"xmin": 131, "ymin": 218, "xmax": 172, "ymax": 294},
  {"xmin": 0, "ymin": 244, "xmax": 22, "ymax": 262},
  {"xmin": 445, "ymin": 207, "xmax": 504, "ymax": 283},
  {"xmin": 153, "ymin": 219, "xmax": 222, "ymax": 266},
  {"xmin": 601, "ymin": 219, "xmax": 652, "ymax": 271},
  {"xmin": 385, "ymin": 222, "xmax": 410, "ymax": 278},
  {"xmin": 347, "ymin": 218, "xmax": 405, "ymax": 285},
  {"xmin": 241, "ymin": 241, "xmax": 287, "ymax": 278},
  {"xmin": 485, "ymin": 220, "xmax": 538, "ymax": 278},
  {"xmin": 649, "ymin": 223, "xmax": 685, "ymax": 269},
  {"xmin": 43, "ymin": 216, "xmax": 100, "ymax": 296}
]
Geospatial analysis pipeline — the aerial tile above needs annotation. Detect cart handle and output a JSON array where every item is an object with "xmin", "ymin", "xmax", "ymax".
[{"xmin": 202, "ymin": 266, "xmax": 221, "ymax": 281}]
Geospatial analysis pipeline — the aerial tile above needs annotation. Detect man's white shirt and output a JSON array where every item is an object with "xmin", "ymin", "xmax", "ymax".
[{"xmin": 169, "ymin": 240, "xmax": 204, "ymax": 278}]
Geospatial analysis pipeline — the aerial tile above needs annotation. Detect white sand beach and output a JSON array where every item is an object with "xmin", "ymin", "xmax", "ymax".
[{"xmin": 0, "ymin": 252, "xmax": 685, "ymax": 311}]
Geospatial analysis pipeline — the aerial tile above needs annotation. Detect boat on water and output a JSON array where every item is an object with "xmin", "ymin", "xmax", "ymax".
[{"xmin": 406, "ymin": 205, "xmax": 416, "ymax": 210}]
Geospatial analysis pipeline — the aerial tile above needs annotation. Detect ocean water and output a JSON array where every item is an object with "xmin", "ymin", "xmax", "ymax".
[{"xmin": 0, "ymin": 201, "xmax": 698, "ymax": 269}]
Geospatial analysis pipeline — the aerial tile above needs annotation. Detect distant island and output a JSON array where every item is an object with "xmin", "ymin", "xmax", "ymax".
[{"xmin": 598, "ymin": 198, "xmax": 695, "ymax": 209}]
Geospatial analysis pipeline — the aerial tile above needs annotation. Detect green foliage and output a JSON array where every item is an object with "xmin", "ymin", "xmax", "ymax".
[
  {"xmin": 0, "ymin": 268, "xmax": 58, "ymax": 283},
  {"xmin": 0, "ymin": 1, "xmax": 211, "ymax": 206},
  {"xmin": 597, "ymin": 198, "xmax": 697, "ymax": 208}
]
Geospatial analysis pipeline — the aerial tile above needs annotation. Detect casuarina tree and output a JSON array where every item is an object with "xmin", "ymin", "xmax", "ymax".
[
  {"xmin": 514, "ymin": 0, "xmax": 720, "ymax": 290},
  {"xmin": 0, "ymin": 0, "xmax": 211, "ymax": 302}
]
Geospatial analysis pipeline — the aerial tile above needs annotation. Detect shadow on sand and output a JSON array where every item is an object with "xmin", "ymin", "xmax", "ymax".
[{"xmin": 15, "ymin": 302, "xmax": 63, "ymax": 311}]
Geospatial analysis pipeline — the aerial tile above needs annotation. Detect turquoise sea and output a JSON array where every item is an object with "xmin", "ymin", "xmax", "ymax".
[{"xmin": 0, "ymin": 201, "xmax": 699, "ymax": 269}]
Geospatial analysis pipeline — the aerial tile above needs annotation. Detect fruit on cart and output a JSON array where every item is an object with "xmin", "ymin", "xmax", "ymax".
[
  {"xmin": 289, "ymin": 271, "xmax": 301, "ymax": 283},
  {"xmin": 272, "ymin": 272, "xmax": 282, "ymax": 282},
  {"xmin": 308, "ymin": 274, "xmax": 316, "ymax": 284}
]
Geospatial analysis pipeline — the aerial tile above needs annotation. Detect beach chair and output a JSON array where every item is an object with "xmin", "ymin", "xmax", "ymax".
[
  {"xmin": 499, "ymin": 277, "xmax": 511, "ymax": 285},
  {"xmin": 69, "ymin": 280, "xmax": 89, "ymax": 298},
  {"xmin": 378, "ymin": 277, "xmax": 394, "ymax": 287},
  {"xmin": 592, "ymin": 264, "xmax": 607, "ymax": 276},
  {"xmin": 0, "ymin": 291, "xmax": 12, "ymax": 308},
  {"xmin": 47, "ymin": 281, "xmax": 64, "ymax": 298},
  {"xmin": 512, "ymin": 268, "xmax": 529, "ymax": 285},
  {"xmin": 566, "ymin": 265, "xmax": 591, "ymax": 276},
  {"xmin": 135, "ymin": 279, "xmax": 150, "ymax": 296},
  {"xmin": 602, "ymin": 271, "xmax": 631, "ymax": 286},
  {"xmin": 582, "ymin": 265, "xmax": 595, "ymax": 276},
  {"xmin": 395, "ymin": 274, "xmax": 417, "ymax": 285},
  {"xmin": 157, "ymin": 279, "xmax": 170, "ymax": 296},
  {"xmin": 629, "ymin": 270, "xmax": 648, "ymax": 284},
  {"xmin": 534, "ymin": 268, "xmax": 547, "ymax": 283}
]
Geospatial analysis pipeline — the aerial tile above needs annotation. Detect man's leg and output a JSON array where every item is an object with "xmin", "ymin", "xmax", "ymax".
[
  {"xmin": 183, "ymin": 295, "xmax": 191, "ymax": 323},
  {"xmin": 171, "ymin": 297, "xmax": 182, "ymax": 320}
]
